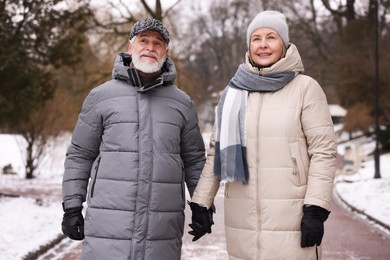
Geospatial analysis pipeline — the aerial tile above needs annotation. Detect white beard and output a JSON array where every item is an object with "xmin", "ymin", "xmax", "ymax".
[{"xmin": 132, "ymin": 50, "xmax": 165, "ymax": 73}]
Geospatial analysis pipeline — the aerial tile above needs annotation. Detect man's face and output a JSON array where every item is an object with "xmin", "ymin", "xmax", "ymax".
[{"xmin": 129, "ymin": 30, "xmax": 169, "ymax": 73}]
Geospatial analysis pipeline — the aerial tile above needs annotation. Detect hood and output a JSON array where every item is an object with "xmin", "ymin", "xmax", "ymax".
[{"xmin": 111, "ymin": 52, "xmax": 177, "ymax": 92}]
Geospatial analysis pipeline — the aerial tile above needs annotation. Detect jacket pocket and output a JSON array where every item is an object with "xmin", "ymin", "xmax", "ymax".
[
  {"xmin": 181, "ymin": 161, "xmax": 185, "ymax": 200},
  {"xmin": 90, "ymin": 156, "xmax": 101, "ymax": 198},
  {"xmin": 289, "ymin": 142, "xmax": 306, "ymax": 186}
]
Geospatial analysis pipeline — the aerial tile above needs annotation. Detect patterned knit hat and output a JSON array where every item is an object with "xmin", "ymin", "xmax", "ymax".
[
  {"xmin": 246, "ymin": 10, "xmax": 289, "ymax": 48},
  {"xmin": 130, "ymin": 18, "xmax": 170, "ymax": 45}
]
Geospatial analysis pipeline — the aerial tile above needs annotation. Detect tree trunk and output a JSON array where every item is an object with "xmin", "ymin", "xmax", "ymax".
[{"xmin": 25, "ymin": 137, "xmax": 36, "ymax": 179}]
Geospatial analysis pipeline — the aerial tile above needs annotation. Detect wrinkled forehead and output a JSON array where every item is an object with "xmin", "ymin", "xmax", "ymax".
[
  {"xmin": 251, "ymin": 27, "xmax": 279, "ymax": 37},
  {"xmin": 138, "ymin": 30, "xmax": 165, "ymax": 43}
]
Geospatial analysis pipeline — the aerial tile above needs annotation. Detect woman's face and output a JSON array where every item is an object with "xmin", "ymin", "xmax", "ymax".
[{"xmin": 249, "ymin": 28, "xmax": 285, "ymax": 68}]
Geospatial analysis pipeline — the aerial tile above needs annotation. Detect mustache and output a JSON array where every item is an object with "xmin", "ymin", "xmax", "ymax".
[{"xmin": 140, "ymin": 51, "xmax": 158, "ymax": 59}]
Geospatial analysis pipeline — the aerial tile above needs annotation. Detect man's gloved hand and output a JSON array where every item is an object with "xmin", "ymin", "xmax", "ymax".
[
  {"xmin": 300, "ymin": 205, "xmax": 330, "ymax": 248},
  {"xmin": 188, "ymin": 202, "xmax": 215, "ymax": 242},
  {"xmin": 61, "ymin": 206, "xmax": 85, "ymax": 240}
]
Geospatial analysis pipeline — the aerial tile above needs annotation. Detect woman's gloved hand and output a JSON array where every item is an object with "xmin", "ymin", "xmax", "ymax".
[
  {"xmin": 300, "ymin": 205, "xmax": 330, "ymax": 247},
  {"xmin": 188, "ymin": 202, "xmax": 215, "ymax": 242}
]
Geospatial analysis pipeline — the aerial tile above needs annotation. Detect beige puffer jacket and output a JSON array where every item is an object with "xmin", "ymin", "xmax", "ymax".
[{"xmin": 192, "ymin": 44, "xmax": 337, "ymax": 260}]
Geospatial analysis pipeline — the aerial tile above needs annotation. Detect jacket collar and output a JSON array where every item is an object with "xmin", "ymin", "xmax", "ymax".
[{"xmin": 112, "ymin": 52, "xmax": 176, "ymax": 92}]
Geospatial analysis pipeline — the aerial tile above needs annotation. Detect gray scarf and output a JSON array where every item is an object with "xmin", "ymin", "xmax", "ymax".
[{"xmin": 214, "ymin": 64, "xmax": 296, "ymax": 184}]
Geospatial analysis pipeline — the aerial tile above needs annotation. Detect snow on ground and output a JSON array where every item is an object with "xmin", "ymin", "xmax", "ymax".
[
  {"xmin": 0, "ymin": 196, "xmax": 61, "ymax": 259},
  {"xmin": 0, "ymin": 134, "xmax": 67, "ymax": 259},
  {"xmin": 335, "ymin": 133, "xmax": 390, "ymax": 235},
  {"xmin": 337, "ymin": 155, "xmax": 390, "ymax": 223},
  {"xmin": 0, "ymin": 131, "xmax": 389, "ymax": 259}
]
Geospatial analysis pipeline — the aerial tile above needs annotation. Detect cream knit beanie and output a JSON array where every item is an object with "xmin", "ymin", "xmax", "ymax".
[{"xmin": 246, "ymin": 10, "xmax": 289, "ymax": 48}]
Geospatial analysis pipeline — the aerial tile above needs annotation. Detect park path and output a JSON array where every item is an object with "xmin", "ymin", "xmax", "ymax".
[
  {"xmin": 53, "ymin": 186, "xmax": 390, "ymax": 260},
  {"xmin": 2, "ymin": 143, "xmax": 388, "ymax": 260},
  {"xmin": 322, "ymin": 199, "xmax": 390, "ymax": 260}
]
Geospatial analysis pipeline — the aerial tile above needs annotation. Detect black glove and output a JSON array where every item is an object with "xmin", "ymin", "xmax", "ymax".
[
  {"xmin": 61, "ymin": 206, "xmax": 85, "ymax": 240},
  {"xmin": 300, "ymin": 205, "xmax": 330, "ymax": 248},
  {"xmin": 188, "ymin": 202, "xmax": 215, "ymax": 242}
]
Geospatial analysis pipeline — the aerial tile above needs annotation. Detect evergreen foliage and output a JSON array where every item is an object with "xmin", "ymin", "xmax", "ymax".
[{"xmin": 0, "ymin": 0, "xmax": 92, "ymax": 130}]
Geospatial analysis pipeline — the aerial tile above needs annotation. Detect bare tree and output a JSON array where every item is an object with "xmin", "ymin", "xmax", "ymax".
[
  {"xmin": 342, "ymin": 103, "xmax": 374, "ymax": 135},
  {"xmin": 258, "ymin": 0, "xmax": 390, "ymax": 113},
  {"xmin": 176, "ymin": 0, "xmax": 252, "ymax": 100},
  {"xmin": 90, "ymin": 0, "xmax": 182, "ymax": 53},
  {"xmin": 17, "ymin": 88, "xmax": 79, "ymax": 179}
]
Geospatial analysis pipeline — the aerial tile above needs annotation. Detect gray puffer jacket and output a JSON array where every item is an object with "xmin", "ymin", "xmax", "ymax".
[{"xmin": 62, "ymin": 53, "xmax": 206, "ymax": 260}]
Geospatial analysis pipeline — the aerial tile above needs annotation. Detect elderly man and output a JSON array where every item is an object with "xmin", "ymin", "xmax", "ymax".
[{"xmin": 61, "ymin": 18, "xmax": 206, "ymax": 260}]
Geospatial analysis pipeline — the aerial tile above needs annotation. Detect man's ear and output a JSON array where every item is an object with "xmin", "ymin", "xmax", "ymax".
[
  {"xmin": 128, "ymin": 40, "xmax": 132, "ymax": 54},
  {"xmin": 165, "ymin": 48, "xmax": 169, "ymax": 58}
]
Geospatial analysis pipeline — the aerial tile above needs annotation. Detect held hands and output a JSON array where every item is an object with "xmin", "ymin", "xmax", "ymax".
[
  {"xmin": 188, "ymin": 202, "xmax": 215, "ymax": 242},
  {"xmin": 300, "ymin": 205, "xmax": 330, "ymax": 248},
  {"xmin": 61, "ymin": 206, "xmax": 85, "ymax": 240}
]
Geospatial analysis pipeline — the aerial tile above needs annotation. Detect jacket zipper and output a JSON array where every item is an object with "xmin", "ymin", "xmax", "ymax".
[
  {"xmin": 90, "ymin": 156, "xmax": 101, "ymax": 198},
  {"xmin": 131, "ymin": 92, "xmax": 140, "ymax": 260},
  {"xmin": 255, "ymin": 94, "xmax": 264, "ymax": 260},
  {"xmin": 291, "ymin": 157, "xmax": 301, "ymax": 186},
  {"xmin": 292, "ymin": 157, "xmax": 298, "ymax": 175}
]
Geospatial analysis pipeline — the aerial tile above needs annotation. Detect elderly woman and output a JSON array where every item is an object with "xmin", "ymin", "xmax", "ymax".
[{"xmin": 188, "ymin": 10, "xmax": 337, "ymax": 260}]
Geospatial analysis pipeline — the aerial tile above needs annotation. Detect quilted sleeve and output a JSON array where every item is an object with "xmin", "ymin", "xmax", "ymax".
[
  {"xmin": 62, "ymin": 90, "xmax": 103, "ymax": 210},
  {"xmin": 301, "ymin": 78, "xmax": 337, "ymax": 210}
]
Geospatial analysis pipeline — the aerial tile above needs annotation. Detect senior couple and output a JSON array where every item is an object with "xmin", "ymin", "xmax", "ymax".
[{"xmin": 61, "ymin": 11, "xmax": 336, "ymax": 260}]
